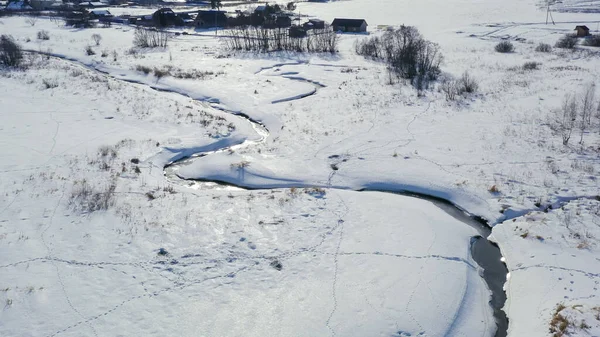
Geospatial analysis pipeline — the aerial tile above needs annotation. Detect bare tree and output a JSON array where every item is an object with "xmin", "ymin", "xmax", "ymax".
[
  {"xmin": 579, "ymin": 84, "xmax": 595, "ymax": 144},
  {"xmin": 25, "ymin": 16, "xmax": 38, "ymax": 27},
  {"xmin": 92, "ymin": 34, "xmax": 102, "ymax": 46},
  {"xmin": 133, "ymin": 28, "xmax": 169, "ymax": 48},
  {"xmin": 556, "ymin": 94, "xmax": 578, "ymax": 145}
]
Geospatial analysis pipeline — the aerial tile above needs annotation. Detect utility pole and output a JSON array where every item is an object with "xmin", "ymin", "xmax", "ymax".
[{"xmin": 546, "ymin": 0, "xmax": 555, "ymax": 25}]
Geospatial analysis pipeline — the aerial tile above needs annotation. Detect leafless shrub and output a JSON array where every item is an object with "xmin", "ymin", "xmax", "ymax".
[
  {"xmin": 582, "ymin": 35, "xmax": 600, "ymax": 47},
  {"xmin": 535, "ymin": 43, "xmax": 552, "ymax": 52},
  {"xmin": 91, "ymin": 33, "xmax": 102, "ymax": 46},
  {"xmin": 25, "ymin": 16, "xmax": 38, "ymax": 26},
  {"xmin": 70, "ymin": 69, "xmax": 83, "ymax": 77},
  {"xmin": 98, "ymin": 145, "xmax": 117, "ymax": 158},
  {"xmin": 459, "ymin": 71, "xmax": 478, "ymax": 93},
  {"xmin": 69, "ymin": 179, "xmax": 116, "ymax": 213},
  {"xmin": 84, "ymin": 45, "xmax": 95, "ymax": 55},
  {"xmin": 554, "ymin": 94, "xmax": 578, "ymax": 145},
  {"xmin": 135, "ymin": 64, "xmax": 152, "ymax": 74},
  {"xmin": 495, "ymin": 41, "xmax": 514, "ymax": 53},
  {"xmin": 440, "ymin": 71, "xmax": 478, "ymax": 100},
  {"xmin": 134, "ymin": 64, "xmax": 220, "ymax": 80},
  {"xmin": 579, "ymin": 84, "xmax": 595, "ymax": 144},
  {"xmin": 230, "ymin": 161, "xmax": 250, "ymax": 169},
  {"xmin": 555, "ymin": 34, "xmax": 578, "ymax": 49},
  {"xmin": 42, "ymin": 78, "xmax": 58, "ymax": 89},
  {"xmin": 523, "ymin": 61, "xmax": 541, "ymax": 70},
  {"xmin": 153, "ymin": 67, "xmax": 169, "ymax": 79},
  {"xmin": 133, "ymin": 27, "xmax": 169, "ymax": 48},
  {"xmin": 441, "ymin": 79, "xmax": 459, "ymax": 101},
  {"xmin": 37, "ymin": 30, "xmax": 50, "ymax": 40},
  {"xmin": 163, "ymin": 185, "xmax": 176, "ymax": 194}
]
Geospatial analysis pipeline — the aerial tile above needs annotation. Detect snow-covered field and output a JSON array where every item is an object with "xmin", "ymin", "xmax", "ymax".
[{"xmin": 1, "ymin": 0, "xmax": 600, "ymax": 336}]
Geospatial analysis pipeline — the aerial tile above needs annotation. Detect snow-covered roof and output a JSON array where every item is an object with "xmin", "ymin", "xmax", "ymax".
[
  {"xmin": 90, "ymin": 9, "xmax": 111, "ymax": 15},
  {"xmin": 80, "ymin": 1, "xmax": 106, "ymax": 7}
]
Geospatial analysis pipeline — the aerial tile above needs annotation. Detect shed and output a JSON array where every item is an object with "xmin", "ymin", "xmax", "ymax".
[
  {"xmin": 574, "ymin": 25, "xmax": 590, "ymax": 37},
  {"xmin": 331, "ymin": 18, "xmax": 367, "ymax": 33}
]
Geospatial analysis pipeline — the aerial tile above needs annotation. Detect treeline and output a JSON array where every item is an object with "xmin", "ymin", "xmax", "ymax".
[
  {"xmin": 355, "ymin": 26, "xmax": 442, "ymax": 89},
  {"xmin": 226, "ymin": 26, "xmax": 338, "ymax": 53}
]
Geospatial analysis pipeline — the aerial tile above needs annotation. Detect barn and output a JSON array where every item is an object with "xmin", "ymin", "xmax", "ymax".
[{"xmin": 331, "ymin": 18, "xmax": 367, "ymax": 33}]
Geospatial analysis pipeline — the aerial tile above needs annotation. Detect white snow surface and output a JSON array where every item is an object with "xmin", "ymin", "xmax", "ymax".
[{"xmin": 1, "ymin": 0, "xmax": 600, "ymax": 336}]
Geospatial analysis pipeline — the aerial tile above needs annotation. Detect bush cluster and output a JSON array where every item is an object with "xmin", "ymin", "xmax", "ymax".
[
  {"xmin": 555, "ymin": 34, "xmax": 577, "ymax": 49},
  {"xmin": 523, "ymin": 61, "xmax": 540, "ymax": 70},
  {"xmin": 355, "ymin": 26, "xmax": 442, "ymax": 89},
  {"xmin": 0, "ymin": 35, "xmax": 23, "ymax": 67},
  {"xmin": 495, "ymin": 41, "xmax": 514, "ymax": 53},
  {"xmin": 37, "ymin": 30, "xmax": 50, "ymax": 40},
  {"xmin": 535, "ymin": 43, "xmax": 552, "ymax": 52},
  {"xmin": 69, "ymin": 179, "xmax": 116, "ymax": 213},
  {"xmin": 583, "ymin": 35, "xmax": 600, "ymax": 47},
  {"xmin": 440, "ymin": 71, "xmax": 479, "ymax": 101}
]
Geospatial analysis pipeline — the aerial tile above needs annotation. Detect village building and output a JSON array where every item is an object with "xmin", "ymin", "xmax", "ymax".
[
  {"xmin": 331, "ymin": 18, "xmax": 367, "ymax": 33},
  {"xmin": 195, "ymin": 10, "xmax": 227, "ymax": 28},
  {"xmin": 575, "ymin": 25, "xmax": 590, "ymax": 37}
]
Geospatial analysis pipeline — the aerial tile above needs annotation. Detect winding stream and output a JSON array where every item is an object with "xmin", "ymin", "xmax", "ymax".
[
  {"xmin": 165, "ymin": 116, "xmax": 510, "ymax": 337},
  {"xmin": 36, "ymin": 52, "xmax": 509, "ymax": 337}
]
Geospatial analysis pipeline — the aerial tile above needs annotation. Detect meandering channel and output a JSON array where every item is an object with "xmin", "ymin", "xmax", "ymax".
[
  {"xmin": 34, "ymin": 52, "xmax": 509, "ymax": 337},
  {"xmin": 164, "ymin": 116, "xmax": 509, "ymax": 337}
]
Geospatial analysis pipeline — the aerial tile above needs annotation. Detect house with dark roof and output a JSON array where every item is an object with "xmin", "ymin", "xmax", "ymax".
[
  {"xmin": 89, "ymin": 9, "xmax": 112, "ymax": 19},
  {"xmin": 331, "ymin": 18, "xmax": 367, "ymax": 33},
  {"xmin": 152, "ymin": 8, "xmax": 183, "ymax": 27},
  {"xmin": 575, "ymin": 25, "xmax": 590, "ymax": 37},
  {"xmin": 195, "ymin": 10, "xmax": 227, "ymax": 28}
]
